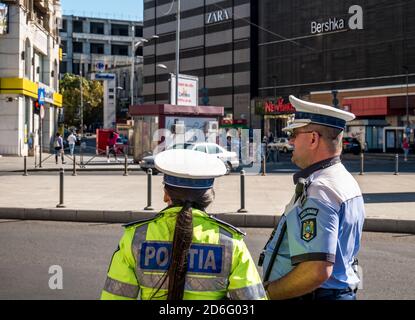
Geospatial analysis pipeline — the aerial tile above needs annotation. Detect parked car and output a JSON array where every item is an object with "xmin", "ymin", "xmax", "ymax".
[
  {"xmin": 342, "ymin": 137, "xmax": 362, "ymax": 155},
  {"xmin": 139, "ymin": 142, "xmax": 239, "ymax": 175},
  {"xmin": 267, "ymin": 137, "xmax": 294, "ymax": 153}
]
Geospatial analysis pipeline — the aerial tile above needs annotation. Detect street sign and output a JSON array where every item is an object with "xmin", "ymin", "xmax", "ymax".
[
  {"xmin": 38, "ymin": 88, "xmax": 45, "ymax": 105},
  {"xmin": 95, "ymin": 62, "xmax": 105, "ymax": 72},
  {"xmin": 40, "ymin": 105, "xmax": 45, "ymax": 119}
]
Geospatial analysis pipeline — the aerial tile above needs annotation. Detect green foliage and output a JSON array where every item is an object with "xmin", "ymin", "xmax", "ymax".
[{"xmin": 59, "ymin": 73, "xmax": 103, "ymax": 128}]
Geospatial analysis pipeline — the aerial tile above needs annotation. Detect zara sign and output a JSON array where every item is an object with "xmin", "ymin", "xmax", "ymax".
[{"xmin": 206, "ymin": 8, "xmax": 231, "ymax": 24}]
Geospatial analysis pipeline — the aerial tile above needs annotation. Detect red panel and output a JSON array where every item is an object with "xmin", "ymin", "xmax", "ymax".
[{"xmin": 343, "ymin": 97, "xmax": 388, "ymax": 116}]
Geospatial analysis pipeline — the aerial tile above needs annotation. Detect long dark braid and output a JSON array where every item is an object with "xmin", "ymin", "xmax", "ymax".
[
  {"xmin": 167, "ymin": 201, "xmax": 193, "ymax": 300},
  {"xmin": 162, "ymin": 185, "xmax": 215, "ymax": 300}
]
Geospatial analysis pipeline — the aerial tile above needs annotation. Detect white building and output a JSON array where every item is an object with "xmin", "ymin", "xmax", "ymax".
[
  {"xmin": 0, "ymin": 0, "xmax": 63, "ymax": 156},
  {"xmin": 59, "ymin": 15, "xmax": 144, "ymax": 127}
]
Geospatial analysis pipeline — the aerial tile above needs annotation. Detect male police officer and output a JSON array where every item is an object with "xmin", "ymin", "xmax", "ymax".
[
  {"xmin": 102, "ymin": 149, "xmax": 266, "ymax": 300},
  {"xmin": 260, "ymin": 95, "xmax": 365, "ymax": 300}
]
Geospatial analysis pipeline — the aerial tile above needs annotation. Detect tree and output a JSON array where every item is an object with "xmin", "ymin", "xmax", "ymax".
[{"xmin": 59, "ymin": 73, "xmax": 104, "ymax": 129}]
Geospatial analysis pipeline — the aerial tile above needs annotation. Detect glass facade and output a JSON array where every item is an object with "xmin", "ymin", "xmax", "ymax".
[{"xmin": 257, "ymin": 0, "xmax": 415, "ymax": 98}]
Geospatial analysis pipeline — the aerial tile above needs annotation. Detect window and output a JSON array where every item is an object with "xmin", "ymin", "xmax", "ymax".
[
  {"xmin": 72, "ymin": 63, "xmax": 80, "ymax": 75},
  {"xmin": 135, "ymin": 26, "xmax": 143, "ymax": 37},
  {"xmin": 90, "ymin": 22, "xmax": 104, "ymax": 35},
  {"xmin": 111, "ymin": 44, "xmax": 129, "ymax": 56},
  {"xmin": 90, "ymin": 43, "xmax": 104, "ymax": 54},
  {"xmin": 207, "ymin": 145, "xmax": 220, "ymax": 154},
  {"xmin": 111, "ymin": 24, "xmax": 129, "ymax": 36},
  {"xmin": 61, "ymin": 41, "xmax": 67, "ymax": 53},
  {"xmin": 73, "ymin": 42, "xmax": 83, "ymax": 53},
  {"xmin": 60, "ymin": 19, "xmax": 67, "ymax": 32},
  {"xmin": 60, "ymin": 61, "xmax": 67, "ymax": 74},
  {"xmin": 73, "ymin": 20, "xmax": 83, "ymax": 33},
  {"xmin": 195, "ymin": 145, "xmax": 207, "ymax": 153}
]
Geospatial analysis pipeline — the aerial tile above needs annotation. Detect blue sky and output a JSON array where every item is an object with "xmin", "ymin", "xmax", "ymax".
[{"xmin": 61, "ymin": 0, "xmax": 143, "ymax": 21}]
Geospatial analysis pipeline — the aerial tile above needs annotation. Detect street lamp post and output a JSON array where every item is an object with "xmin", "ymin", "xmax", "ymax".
[
  {"xmin": 131, "ymin": 25, "xmax": 135, "ymax": 107},
  {"xmin": 80, "ymin": 59, "xmax": 84, "ymax": 139},
  {"xmin": 130, "ymin": 31, "xmax": 158, "ymax": 107},
  {"xmin": 175, "ymin": 0, "xmax": 180, "ymax": 106},
  {"xmin": 403, "ymin": 65, "xmax": 410, "ymax": 127}
]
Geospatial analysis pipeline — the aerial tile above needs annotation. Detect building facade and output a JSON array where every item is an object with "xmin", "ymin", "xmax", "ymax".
[
  {"xmin": 0, "ymin": 0, "xmax": 63, "ymax": 156},
  {"xmin": 59, "ymin": 15, "xmax": 144, "ymax": 127},
  {"xmin": 60, "ymin": 15, "xmax": 143, "ymax": 77},
  {"xmin": 143, "ymin": 0, "xmax": 253, "ymax": 122},
  {"xmin": 144, "ymin": 0, "xmax": 415, "ymax": 151},
  {"xmin": 257, "ymin": 0, "xmax": 415, "ymax": 150}
]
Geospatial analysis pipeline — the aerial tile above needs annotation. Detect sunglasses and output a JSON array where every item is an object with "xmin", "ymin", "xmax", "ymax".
[{"xmin": 288, "ymin": 130, "xmax": 322, "ymax": 139}]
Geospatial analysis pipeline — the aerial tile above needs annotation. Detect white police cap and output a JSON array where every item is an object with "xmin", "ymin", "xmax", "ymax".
[
  {"xmin": 283, "ymin": 95, "xmax": 355, "ymax": 132},
  {"xmin": 154, "ymin": 149, "xmax": 226, "ymax": 189}
]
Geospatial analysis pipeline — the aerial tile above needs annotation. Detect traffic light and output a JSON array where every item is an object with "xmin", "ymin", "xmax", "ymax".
[{"xmin": 33, "ymin": 100, "xmax": 40, "ymax": 114}]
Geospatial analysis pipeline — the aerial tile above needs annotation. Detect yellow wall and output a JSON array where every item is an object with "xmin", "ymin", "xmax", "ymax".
[{"xmin": 0, "ymin": 77, "xmax": 63, "ymax": 107}]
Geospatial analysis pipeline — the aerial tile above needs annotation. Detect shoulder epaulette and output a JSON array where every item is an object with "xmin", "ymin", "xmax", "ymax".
[
  {"xmin": 208, "ymin": 215, "xmax": 246, "ymax": 236},
  {"xmin": 122, "ymin": 214, "xmax": 160, "ymax": 228}
]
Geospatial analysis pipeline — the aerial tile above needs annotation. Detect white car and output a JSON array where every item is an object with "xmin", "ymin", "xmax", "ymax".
[
  {"xmin": 139, "ymin": 142, "xmax": 239, "ymax": 175},
  {"xmin": 267, "ymin": 137, "xmax": 294, "ymax": 153}
]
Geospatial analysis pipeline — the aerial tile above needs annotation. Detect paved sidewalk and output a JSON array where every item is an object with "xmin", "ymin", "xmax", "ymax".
[{"xmin": 0, "ymin": 160, "xmax": 414, "ymax": 233}]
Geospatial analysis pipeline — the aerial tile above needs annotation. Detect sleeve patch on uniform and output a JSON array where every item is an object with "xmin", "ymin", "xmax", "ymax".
[
  {"xmin": 299, "ymin": 208, "xmax": 319, "ymax": 220},
  {"xmin": 301, "ymin": 218, "xmax": 317, "ymax": 242},
  {"xmin": 139, "ymin": 242, "xmax": 223, "ymax": 274}
]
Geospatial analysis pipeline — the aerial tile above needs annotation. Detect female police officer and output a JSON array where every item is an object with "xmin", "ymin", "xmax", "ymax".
[{"xmin": 101, "ymin": 149, "xmax": 266, "ymax": 300}]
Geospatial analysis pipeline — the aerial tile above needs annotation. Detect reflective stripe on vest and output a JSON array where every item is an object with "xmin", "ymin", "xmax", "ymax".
[
  {"xmin": 228, "ymin": 283, "xmax": 267, "ymax": 300},
  {"xmin": 131, "ymin": 223, "xmax": 234, "ymax": 292},
  {"xmin": 103, "ymin": 276, "xmax": 139, "ymax": 298}
]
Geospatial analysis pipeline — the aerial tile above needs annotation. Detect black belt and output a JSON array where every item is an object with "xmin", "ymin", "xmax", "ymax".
[{"xmin": 295, "ymin": 287, "xmax": 357, "ymax": 301}]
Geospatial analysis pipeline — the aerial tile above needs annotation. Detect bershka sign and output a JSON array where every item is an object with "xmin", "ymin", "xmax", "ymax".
[
  {"xmin": 311, "ymin": 5, "xmax": 363, "ymax": 35},
  {"xmin": 206, "ymin": 9, "xmax": 231, "ymax": 24}
]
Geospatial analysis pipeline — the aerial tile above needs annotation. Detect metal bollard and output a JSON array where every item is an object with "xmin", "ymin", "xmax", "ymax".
[
  {"xmin": 72, "ymin": 154, "xmax": 77, "ymax": 176},
  {"xmin": 80, "ymin": 142, "xmax": 85, "ymax": 167},
  {"xmin": 23, "ymin": 156, "xmax": 29, "ymax": 176},
  {"xmin": 359, "ymin": 152, "xmax": 364, "ymax": 175},
  {"xmin": 237, "ymin": 170, "xmax": 248, "ymax": 213},
  {"xmin": 144, "ymin": 168, "xmax": 154, "ymax": 210},
  {"xmin": 56, "ymin": 168, "xmax": 66, "ymax": 208},
  {"xmin": 262, "ymin": 155, "xmax": 266, "ymax": 176},
  {"xmin": 123, "ymin": 154, "xmax": 128, "ymax": 176},
  {"xmin": 34, "ymin": 146, "xmax": 38, "ymax": 168},
  {"xmin": 394, "ymin": 153, "xmax": 399, "ymax": 175}
]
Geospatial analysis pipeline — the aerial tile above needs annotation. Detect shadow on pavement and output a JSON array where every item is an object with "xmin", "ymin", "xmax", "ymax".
[{"xmin": 363, "ymin": 192, "xmax": 415, "ymax": 203}]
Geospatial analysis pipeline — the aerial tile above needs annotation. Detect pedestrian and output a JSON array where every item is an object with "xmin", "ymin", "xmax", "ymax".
[
  {"xmin": 106, "ymin": 131, "xmax": 119, "ymax": 163},
  {"xmin": 101, "ymin": 149, "xmax": 267, "ymax": 300},
  {"xmin": 67, "ymin": 131, "xmax": 77, "ymax": 157},
  {"xmin": 402, "ymin": 136, "xmax": 409, "ymax": 161},
  {"xmin": 260, "ymin": 95, "xmax": 365, "ymax": 300},
  {"xmin": 53, "ymin": 132, "xmax": 65, "ymax": 165},
  {"xmin": 226, "ymin": 135, "xmax": 232, "ymax": 151}
]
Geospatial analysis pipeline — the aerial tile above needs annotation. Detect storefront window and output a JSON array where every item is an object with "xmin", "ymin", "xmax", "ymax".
[{"xmin": 132, "ymin": 116, "xmax": 159, "ymax": 160}]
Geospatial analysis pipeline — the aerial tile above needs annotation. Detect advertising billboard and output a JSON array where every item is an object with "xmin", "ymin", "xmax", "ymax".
[
  {"xmin": 0, "ymin": 3, "xmax": 8, "ymax": 35},
  {"xmin": 170, "ymin": 74, "xmax": 199, "ymax": 107}
]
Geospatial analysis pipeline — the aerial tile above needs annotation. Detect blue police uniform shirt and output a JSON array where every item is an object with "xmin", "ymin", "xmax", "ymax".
[{"xmin": 262, "ymin": 159, "xmax": 365, "ymax": 290}]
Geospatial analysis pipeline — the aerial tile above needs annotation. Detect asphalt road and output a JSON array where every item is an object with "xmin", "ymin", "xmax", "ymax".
[{"xmin": 0, "ymin": 220, "xmax": 414, "ymax": 300}]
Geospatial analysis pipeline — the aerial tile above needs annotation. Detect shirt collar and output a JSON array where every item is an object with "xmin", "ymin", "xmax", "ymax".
[{"xmin": 293, "ymin": 156, "xmax": 341, "ymax": 184}]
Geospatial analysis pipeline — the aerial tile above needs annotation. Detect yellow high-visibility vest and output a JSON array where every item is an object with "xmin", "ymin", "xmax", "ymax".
[{"xmin": 101, "ymin": 206, "xmax": 267, "ymax": 300}]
